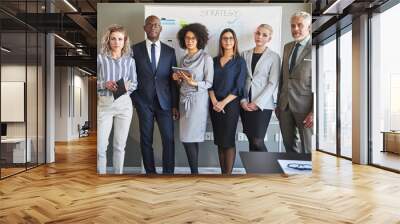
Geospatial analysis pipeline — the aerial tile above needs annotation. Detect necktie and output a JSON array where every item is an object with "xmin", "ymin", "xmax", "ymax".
[
  {"xmin": 289, "ymin": 42, "xmax": 300, "ymax": 74},
  {"xmin": 151, "ymin": 43, "xmax": 156, "ymax": 74}
]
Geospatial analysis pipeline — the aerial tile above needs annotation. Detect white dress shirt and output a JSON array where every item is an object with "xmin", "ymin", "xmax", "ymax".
[{"xmin": 145, "ymin": 39, "xmax": 161, "ymax": 68}]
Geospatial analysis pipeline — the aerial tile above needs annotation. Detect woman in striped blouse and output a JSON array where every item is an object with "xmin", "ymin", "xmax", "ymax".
[{"xmin": 97, "ymin": 24, "xmax": 138, "ymax": 174}]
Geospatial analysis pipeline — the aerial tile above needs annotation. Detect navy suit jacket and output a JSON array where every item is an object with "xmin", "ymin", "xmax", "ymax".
[{"xmin": 131, "ymin": 41, "xmax": 178, "ymax": 110}]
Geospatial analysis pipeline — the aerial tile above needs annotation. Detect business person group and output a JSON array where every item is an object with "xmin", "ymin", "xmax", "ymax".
[{"xmin": 97, "ymin": 11, "xmax": 313, "ymax": 175}]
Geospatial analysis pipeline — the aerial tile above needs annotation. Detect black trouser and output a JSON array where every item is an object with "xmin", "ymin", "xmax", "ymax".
[
  {"xmin": 240, "ymin": 109, "xmax": 273, "ymax": 152},
  {"xmin": 183, "ymin": 142, "xmax": 199, "ymax": 174}
]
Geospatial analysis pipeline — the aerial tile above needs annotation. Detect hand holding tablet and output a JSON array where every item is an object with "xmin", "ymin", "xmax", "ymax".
[
  {"xmin": 172, "ymin": 67, "xmax": 197, "ymax": 87},
  {"xmin": 172, "ymin": 66, "xmax": 192, "ymax": 74}
]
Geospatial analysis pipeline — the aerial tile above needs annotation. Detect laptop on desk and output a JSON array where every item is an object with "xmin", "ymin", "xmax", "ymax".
[{"xmin": 239, "ymin": 152, "xmax": 311, "ymax": 174}]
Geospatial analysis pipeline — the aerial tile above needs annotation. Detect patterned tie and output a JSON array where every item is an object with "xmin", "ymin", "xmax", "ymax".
[
  {"xmin": 289, "ymin": 42, "xmax": 301, "ymax": 74},
  {"xmin": 151, "ymin": 43, "xmax": 156, "ymax": 74}
]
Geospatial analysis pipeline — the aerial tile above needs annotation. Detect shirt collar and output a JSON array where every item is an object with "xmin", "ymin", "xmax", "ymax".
[
  {"xmin": 146, "ymin": 39, "xmax": 161, "ymax": 48},
  {"xmin": 296, "ymin": 35, "xmax": 310, "ymax": 46}
]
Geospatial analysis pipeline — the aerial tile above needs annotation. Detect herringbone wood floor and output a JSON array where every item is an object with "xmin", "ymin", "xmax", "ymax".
[{"xmin": 1, "ymin": 135, "xmax": 400, "ymax": 224}]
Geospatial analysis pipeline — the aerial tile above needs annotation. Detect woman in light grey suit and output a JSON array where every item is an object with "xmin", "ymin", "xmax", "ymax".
[
  {"xmin": 240, "ymin": 24, "xmax": 281, "ymax": 151},
  {"xmin": 172, "ymin": 23, "xmax": 213, "ymax": 174}
]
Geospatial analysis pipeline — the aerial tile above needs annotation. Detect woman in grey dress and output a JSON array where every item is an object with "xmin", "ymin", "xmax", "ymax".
[{"xmin": 172, "ymin": 23, "xmax": 213, "ymax": 174}]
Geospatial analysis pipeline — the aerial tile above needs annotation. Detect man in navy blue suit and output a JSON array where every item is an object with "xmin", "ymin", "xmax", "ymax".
[{"xmin": 131, "ymin": 15, "xmax": 179, "ymax": 174}]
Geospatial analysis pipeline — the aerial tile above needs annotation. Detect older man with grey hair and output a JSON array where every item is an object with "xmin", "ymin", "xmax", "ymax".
[{"xmin": 276, "ymin": 11, "xmax": 313, "ymax": 154}]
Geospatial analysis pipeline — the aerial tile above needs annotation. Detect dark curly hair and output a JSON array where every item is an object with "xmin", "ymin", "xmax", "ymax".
[{"xmin": 177, "ymin": 23, "xmax": 209, "ymax": 50}]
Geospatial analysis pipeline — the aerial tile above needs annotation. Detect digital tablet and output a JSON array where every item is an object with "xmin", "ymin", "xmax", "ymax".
[{"xmin": 172, "ymin": 66, "xmax": 192, "ymax": 74}]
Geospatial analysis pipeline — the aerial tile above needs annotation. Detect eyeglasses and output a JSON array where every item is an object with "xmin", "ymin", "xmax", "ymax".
[
  {"xmin": 222, "ymin": 37, "xmax": 234, "ymax": 42},
  {"xmin": 287, "ymin": 163, "xmax": 312, "ymax": 171},
  {"xmin": 185, "ymin": 36, "xmax": 197, "ymax": 41}
]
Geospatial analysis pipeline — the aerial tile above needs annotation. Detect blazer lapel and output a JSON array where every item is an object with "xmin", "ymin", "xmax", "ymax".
[
  {"xmin": 141, "ymin": 42, "xmax": 154, "ymax": 74},
  {"xmin": 253, "ymin": 48, "xmax": 270, "ymax": 75},
  {"xmin": 245, "ymin": 50, "xmax": 253, "ymax": 78}
]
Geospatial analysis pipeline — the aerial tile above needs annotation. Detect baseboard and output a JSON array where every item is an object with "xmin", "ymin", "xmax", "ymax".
[{"xmin": 105, "ymin": 166, "xmax": 246, "ymax": 174}]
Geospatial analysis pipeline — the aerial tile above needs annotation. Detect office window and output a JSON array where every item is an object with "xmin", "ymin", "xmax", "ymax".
[
  {"xmin": 318, "ymin": 37, "xmax": 337, "ymax": 154},
  {"xmin": 371, "ymin": 3, "xmax": 400, "ymax": 171},
  {"xmin": 340, "ymin": 29, "xmax": 352, "ymax": 158}
]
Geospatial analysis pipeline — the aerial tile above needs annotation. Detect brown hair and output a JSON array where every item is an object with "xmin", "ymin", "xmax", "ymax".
[
  {"xmin": 100, "ymin": 24, "xmax": 131, "ymax": 57},
  {"xmin": 217, "ymin": 28, "xmax": 239, "ymax": 58}
]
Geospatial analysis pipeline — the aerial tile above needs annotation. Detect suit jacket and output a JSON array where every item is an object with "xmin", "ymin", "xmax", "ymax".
[
  {"xmin": 240, "ymin": 48, "xmax": 281, "ymax": 110},
  {"xmin": 277, "ymin": 38, "xmax": 313, "ymax": 114},
  {"xmin": 131, "ymin": 41, "xmax": 178, "ymax": 110}
]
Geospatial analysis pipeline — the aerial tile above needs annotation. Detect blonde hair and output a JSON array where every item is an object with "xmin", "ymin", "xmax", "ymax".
[
  {"xmin": 258, "ymin": 24, "xmax": 273, "ymax": 35},
  {"xmin": 100, "ymin": 24, "xmax": 131, "ymax": 57}
]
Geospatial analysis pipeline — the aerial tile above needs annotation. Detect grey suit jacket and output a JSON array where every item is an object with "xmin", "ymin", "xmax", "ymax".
[
  {"xmin": 277, "ymin": 38, "xmax": 313, "ymax": 114},
  {"xmin": 240, "ymin": 48, "xmax": 281, "ymax": 110}
]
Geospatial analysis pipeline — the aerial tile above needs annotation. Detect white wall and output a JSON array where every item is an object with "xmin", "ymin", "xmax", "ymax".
[
  {"xmin": 55, "ymin": 67, "xmax": 89, "ymax": 141},
  {"xmin": 1, "ymin": 65, "xmax": 34, "ymax": 138},
  {"xmin": 98, "ymin": 3, "xmax": 310, "ymax": 54},
  {"xmin": 1, "ymin": 64, "xmax": 46, "ymax": 164},
  {"xmin": 55, "ymin": 66, "xmax": 69, "ymax": 141},
  {"xmin": 1, "ymin": 65, "xmax": 26, "ymax": 139},
  {"xmin": 71, "ymin": 73, "xmax": 89, "ymax": 138}
]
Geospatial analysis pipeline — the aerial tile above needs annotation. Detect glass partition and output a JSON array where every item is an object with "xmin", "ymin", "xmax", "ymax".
[
  {"xmin": 1, "ymin": 30, "xmax": 28, "ymax": 178},
  {"xmin": 339, "ymin": 29, "xmax": 352, "ymax": 158},
  {"xmin": 317, "ymin": 37, "xmax": 337, "ymax": 155},
  {"xmin": 0, "ymin": 1, "xmax": 46, "ymax": 179},
  {"xmin": 370, "ymin": 3, "xmax": 400, "ymax": 171}
]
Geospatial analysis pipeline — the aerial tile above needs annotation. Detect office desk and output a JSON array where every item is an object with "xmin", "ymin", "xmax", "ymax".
[
  {"xmin": 1, "ymin": 138, "xmax": 31, "ymax": 163},
  {"xmin": 382, "ymin": 131, "xmax": 400, "ymax": 154}
]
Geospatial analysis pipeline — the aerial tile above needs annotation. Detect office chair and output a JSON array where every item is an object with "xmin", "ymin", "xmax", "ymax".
[{"xmin": 78, "ymin": 121, "xmax": 90, "ymax": 138}]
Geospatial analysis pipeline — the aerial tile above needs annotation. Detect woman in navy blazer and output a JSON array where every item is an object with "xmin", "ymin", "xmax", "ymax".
[
  {"xmin": 208, "ymin": 28, "xmax": 246, "ymax": 175},
  {"xmin": 240, "ymin": 24, "xmax": 281, "ymax": 152}
]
